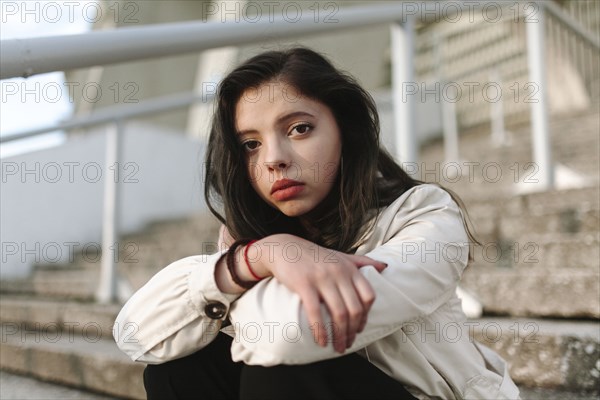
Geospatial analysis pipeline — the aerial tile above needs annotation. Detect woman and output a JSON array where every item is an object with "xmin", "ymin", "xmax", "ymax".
[{"xmin": 114, "ymin": 47, "xmax": 520, "ymax": 399}]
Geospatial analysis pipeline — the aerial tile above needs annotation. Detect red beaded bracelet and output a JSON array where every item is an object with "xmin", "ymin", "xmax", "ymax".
[{"xmin": 243, "ymin": 240, "xmax": 262, "ymax": 281}]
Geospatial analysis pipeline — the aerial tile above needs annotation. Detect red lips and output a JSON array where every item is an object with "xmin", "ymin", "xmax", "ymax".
[
  {"xmin": 271, "ymin": 179, "xmax": 304, "ymax": 194},
  {"xmin": 270, "ymin": 180, "xmax": 305, "ymax": 201}
]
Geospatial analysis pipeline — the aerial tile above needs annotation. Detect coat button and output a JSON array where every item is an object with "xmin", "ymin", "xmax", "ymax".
[{"xmin": 205, "ymin": 302, "xmax": 227, "ymax": 319}]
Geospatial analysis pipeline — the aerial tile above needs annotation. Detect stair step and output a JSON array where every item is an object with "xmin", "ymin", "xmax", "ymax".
[
  {"xmin": 518, "ymin": 386, "xmax": 599, "ymax": 400},
  {"xmin": 411, "ymin": 163, "xmax": 598, "ymax": 203},
  {"xmin": 467, "ymin": 201, "xmax": 599, "ymax": 239},
  {"xmin": 0, "ymin": 324, "xmax": 144, "ymax": 399},
  {"xmin": 462, "ymin": 268, "xmax": 600, "ymax": 318},
  {"xmin": 0, "ymin": 269, "xmax": 98, "ymax": 301},
  {"xmin": 469, "ymin": 232, "xmax": 599, "ymax": 270},
  {"xmin": 0, "ymin": 295, "xmax": 120, "ymax": 340},
  {"xmin": 0, "ymin": 370, "xmax": 115, "ymax": 400},
  {"xmin": 472, "ymin": 318, "xmax": 599, "ymax": 392}
]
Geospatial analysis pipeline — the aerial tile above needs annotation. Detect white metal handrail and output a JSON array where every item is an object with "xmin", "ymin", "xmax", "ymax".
[
  {"xmin": 0, "ymin": 91, "xmax": 210, "ymax": 143},
  {"xmin": 1, "ymin": 2, "xmax": 428, "ymax": 80}
]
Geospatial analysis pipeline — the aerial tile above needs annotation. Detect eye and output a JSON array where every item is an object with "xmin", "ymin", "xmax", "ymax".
[
  {"xmin": 242, "ymin": 140, "xmax": 260, "ymax": 152},
  {"xmin": 290, "ymin": 123, "xmax": 312, "ymax": 136}
]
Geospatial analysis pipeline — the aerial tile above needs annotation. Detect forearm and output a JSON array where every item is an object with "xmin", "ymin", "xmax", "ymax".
[{"xmin": 113, "ymin": 250, "xmax": 240, "ymax": 363}]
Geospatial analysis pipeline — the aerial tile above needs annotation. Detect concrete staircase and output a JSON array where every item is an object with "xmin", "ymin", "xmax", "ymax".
[
  {"xmin": 0, "ymin": 271, "xmax": 144, "ymax": 398},
  {"xmin": 419, "ymin": 106, "xmax": 600, "ymax": 395},
  {"xmin": 419, "ymin": 107, "xmax": 600, "ymax": 321},
  {"xmin": 0, "ymin": 215, "xmax": 222, "ymax": 399},
  {"xmin": 1, "ymin": 113, "xmax": 598, "ymax": 398}
]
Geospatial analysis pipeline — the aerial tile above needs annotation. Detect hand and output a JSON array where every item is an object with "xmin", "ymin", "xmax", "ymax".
[
  {"xmin": 253, "ymin": 233, "xmax": 387, "ymax": 353},
  {"xmin": 218, "ymin": 224, "xmax": 235, "ymax": 248}
]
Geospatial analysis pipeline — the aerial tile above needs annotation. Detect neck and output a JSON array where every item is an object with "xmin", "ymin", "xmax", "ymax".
[
  {"xmin": 297, "ymin": 184, "xmax": 340, "ymax": 240},
  {"xmin": 298, "ymin": 216, "xmax": 319, "ymax": 236}
]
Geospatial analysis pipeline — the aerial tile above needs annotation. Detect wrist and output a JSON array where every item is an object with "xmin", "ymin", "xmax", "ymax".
[
  {"xmin": 242, "ymin": 239, "xmax": 272, "ymax": 279},
  {"xmin": 234, "ymin": 244, "xmax": 257, "ymax": 282},
  {"xmin": 215, "ymin": 252, "xmax": 245, "ymax": 294},
  {"xmin": 225, "ymin": 239, "xmax": 261, "ymax": 291}
]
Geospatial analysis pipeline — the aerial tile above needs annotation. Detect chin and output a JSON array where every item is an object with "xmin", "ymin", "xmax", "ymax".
[
  {"xmin": 277, "ymin": 204, "xmax": 312, "ymax": 218},
  {"xmin": 279, "ymin": 209, "xmax": 306, "ymax": 218}
]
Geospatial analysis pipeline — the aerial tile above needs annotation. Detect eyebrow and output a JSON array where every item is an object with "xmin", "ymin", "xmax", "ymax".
[{"xmin": 236, "ymin": 111, "xmax": 316, "ymax": 136}]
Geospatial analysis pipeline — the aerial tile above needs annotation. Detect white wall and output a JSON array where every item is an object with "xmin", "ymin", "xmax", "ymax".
[{"xmin": 1, "ymin": 122, "xmax": 207, "ymax": 278}]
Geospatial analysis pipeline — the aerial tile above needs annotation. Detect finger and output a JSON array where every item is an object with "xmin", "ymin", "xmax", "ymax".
[
  {"xmin": 219, "ymin": 225, "xmax": 234, "ymax": 247},
  {"xmin": 358, "ymin": 313, "xmax": 367, "ymax": 334},
  {"xmin": 318, "ymin": 283, "xmax": 348, "ymax": 353},
  {"xmin": 351, "ymin": 255, "xmax": 388, "ymax": 272},
  {"xmin": 352, "ymin": 273, "xmax": 376, "ymax": 332},
  {"xmin": 337, "ymin": 281, "xmax": 365, "ymax": 348},
  {"xmin": 298, "ymin": 289, "xmax": 327, "ymax": 347}
]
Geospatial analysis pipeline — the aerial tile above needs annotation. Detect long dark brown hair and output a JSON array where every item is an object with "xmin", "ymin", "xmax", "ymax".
[{"xmin": 204, "ymin": 47, "xmax": 480, "ymax": 260}]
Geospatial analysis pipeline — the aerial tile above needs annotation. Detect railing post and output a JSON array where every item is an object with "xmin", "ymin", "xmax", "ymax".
[
  {"xmin": 526, "ymin": 1, "xmax": 554, "ymax": 190},
  {"xmin": 442, "ymin": 85, "xmax": 459, "ymax": 163},
  {"xmin": 490, "ymin": 69, "xmax": 507, "ymax": 147},
  {"xmin": 391, "ymin": 16, "xmax": 418, "ymax": 170},
  {"xmin": 433, "ymin": 32, "xmax": 460, "ymax": 163},
  {"xmin": 97, "ymin": 119, "xmax": 124, "ymax": 304}
]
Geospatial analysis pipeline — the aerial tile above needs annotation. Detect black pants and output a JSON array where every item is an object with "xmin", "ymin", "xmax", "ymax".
[{"xmin": 143, "ymin": 333, "xmax": 417, "ymax": 400}]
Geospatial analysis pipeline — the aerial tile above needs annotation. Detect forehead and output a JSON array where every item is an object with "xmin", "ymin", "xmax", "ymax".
[{"xmin": 235, "ymin": 82, "xmax": 325, "ymax": 131}]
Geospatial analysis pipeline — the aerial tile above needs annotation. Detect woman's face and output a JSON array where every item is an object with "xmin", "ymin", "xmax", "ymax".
[{"xmin": 234, "ymin": 81, "xmax": 342, "ymax": 219}]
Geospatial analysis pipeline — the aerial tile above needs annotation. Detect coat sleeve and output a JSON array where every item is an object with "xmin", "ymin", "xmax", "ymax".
[
  {"xmin": 228, "ymin": 185, "xmax": 471, "ymax": 365},
  {"xmin": 113, "ymin": 248, "xmax": 241, "ymax": 364}
]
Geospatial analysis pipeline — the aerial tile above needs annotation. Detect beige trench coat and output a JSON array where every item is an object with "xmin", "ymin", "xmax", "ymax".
[{"xmin": 114, "ymin": 184, "xmax": 521, "ymax": 399}]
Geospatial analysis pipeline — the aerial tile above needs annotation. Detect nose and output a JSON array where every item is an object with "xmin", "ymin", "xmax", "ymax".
[
  {"xmin": 264, "ymin": 161, "xmax": 289, "ymax": 171},
  {"xmin": 263, "ymin": 138, "xmax": 291, "ymax": 172}
]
